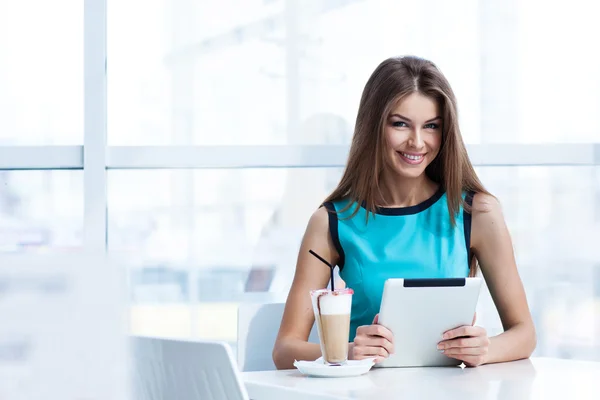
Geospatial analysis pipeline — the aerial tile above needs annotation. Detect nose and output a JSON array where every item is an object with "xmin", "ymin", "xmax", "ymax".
[{"xmin": 407, "ymin": 128, "xmax": 425, "ymax": 149}]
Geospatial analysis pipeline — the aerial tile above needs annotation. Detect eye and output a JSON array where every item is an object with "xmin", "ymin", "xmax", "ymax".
[
  {"xmin": 424, "ymin": 123, "xmax": 440, "ymax": 130},
  {"xmin": 392, "ymin": 121, "xmax": 408, "ymax": 128}
]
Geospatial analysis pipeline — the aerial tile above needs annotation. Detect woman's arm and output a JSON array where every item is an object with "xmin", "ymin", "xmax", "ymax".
[
  {"xmin": 471, "ymin": 193, "xmax": 537, "ymax": 363},
  {"xmin": 272, "ymin": 207, "xmax": 336, "ymax": 369},
  {"xmin": 273, "ymin": 206, "xmax": 395, "ymax": 369}
]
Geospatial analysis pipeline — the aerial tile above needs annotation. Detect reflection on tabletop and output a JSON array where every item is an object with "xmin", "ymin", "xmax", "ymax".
[{"xmin": 244, "ymin": 358, "xmax": 600, "ymax": 399}]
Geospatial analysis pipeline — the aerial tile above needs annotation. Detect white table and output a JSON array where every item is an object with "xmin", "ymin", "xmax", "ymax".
[{"xmin": 242, "ymin": 358, "xmax": 600, "ymax": 400}]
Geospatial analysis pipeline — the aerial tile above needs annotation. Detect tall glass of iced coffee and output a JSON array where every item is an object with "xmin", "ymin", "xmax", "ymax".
[{"xmin": 310, "ymin": 288, "xmax": 353, "ymax": 365}]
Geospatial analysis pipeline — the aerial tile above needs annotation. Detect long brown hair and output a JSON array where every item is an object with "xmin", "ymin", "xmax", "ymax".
[{"xmin": 323, "ymin": 56, "xmax": 489, "ymax": 274}]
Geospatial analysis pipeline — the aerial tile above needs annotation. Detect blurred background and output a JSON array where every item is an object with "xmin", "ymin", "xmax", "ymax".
[{"xmin": 0, "ymin": 0, "xmax": 599, "ymax": 361}]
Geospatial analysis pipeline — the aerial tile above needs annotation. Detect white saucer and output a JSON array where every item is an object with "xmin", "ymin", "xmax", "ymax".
[{"xmin": 293, "ymin": 357, "xmax": 375, "ymax": 378}]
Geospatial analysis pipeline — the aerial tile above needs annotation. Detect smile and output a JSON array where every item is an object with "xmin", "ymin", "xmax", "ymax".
[{"xmin": 397, "ymin": 151, "xmax": 425, "ymax": 165}]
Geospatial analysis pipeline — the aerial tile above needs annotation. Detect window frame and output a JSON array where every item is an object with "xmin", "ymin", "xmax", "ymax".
[{"xmin": 0, "ymin": 0, "xmax": 598, "ymax": 253}]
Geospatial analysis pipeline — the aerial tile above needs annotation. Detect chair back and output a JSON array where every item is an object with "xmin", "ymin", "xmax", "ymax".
[{"xmin": 237, "ymin": 302, "xmax": 319, "ymax": 371}]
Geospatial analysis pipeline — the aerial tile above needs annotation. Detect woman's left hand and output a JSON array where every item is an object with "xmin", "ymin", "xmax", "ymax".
[{"xmin": 437, "ymin": 325, "xmax": 490, "ymax": 367}]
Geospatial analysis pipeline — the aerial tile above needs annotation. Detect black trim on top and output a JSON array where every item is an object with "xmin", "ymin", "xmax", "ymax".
[
  {"xmin": 403, "ymin": 278, "xmax": 466, "ymax": 287},
  {"xmin": 361, "ymin": 187, "xmax": 445, "ymax": 216},
  {"xmin": 323, "ymin": 202, "xmax": 345, "ymax": 270},
  {"xmin": 463, "ymin": 191, "xmax": 474, "ymax": 269}
]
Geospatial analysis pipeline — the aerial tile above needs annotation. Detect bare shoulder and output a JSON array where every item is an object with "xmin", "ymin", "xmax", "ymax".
[
  {"xmin": 308, "ymin": 205, "xmax": 330, "ymax": 231},
  {"xmin": 301, "ymin": 204, "xmax": 338, "ymax": 262},
  {"xmin": 471, "ymin": 192, "xmax": 502, "ymax": 215},
  {"xmin": 471, "ymin": 192, "xmax": 510, "ymax": 249}
]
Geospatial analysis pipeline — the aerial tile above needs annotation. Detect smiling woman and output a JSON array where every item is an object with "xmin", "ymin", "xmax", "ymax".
[{"xmin": 273, "ymin": 56, "xmax": 536, "ymax": 370}]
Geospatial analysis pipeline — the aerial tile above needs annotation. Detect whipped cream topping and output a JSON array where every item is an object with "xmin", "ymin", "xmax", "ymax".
[{"xmin": 317, "ymin": 292, "xmax": 352, "ymax": 315}]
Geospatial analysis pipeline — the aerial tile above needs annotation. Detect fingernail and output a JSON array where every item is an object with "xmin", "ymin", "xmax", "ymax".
[{"xmin": 437, "ymin": 344, "xmax": 443, "ymax": 350}]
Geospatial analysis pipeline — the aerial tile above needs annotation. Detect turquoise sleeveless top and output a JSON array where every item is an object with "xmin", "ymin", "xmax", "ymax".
[{"xmin": 323, "ymin": 189, "xmax": 473, "ymax": 341}]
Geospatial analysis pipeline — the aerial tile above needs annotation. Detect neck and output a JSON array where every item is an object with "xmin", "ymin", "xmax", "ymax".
[{"xmin": 378, "ymin": 171, "xmax": 439, "ymax": 207}]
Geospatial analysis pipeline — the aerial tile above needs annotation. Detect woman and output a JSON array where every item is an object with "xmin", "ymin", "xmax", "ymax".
[{"xmin": 272, "ymin": 56, "xmax": 536, "ymax": 369}]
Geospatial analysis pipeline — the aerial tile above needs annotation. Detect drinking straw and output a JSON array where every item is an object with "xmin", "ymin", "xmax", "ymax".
[{"xmin": 309, "ymin": 249, "xmax": 335, "ymax": 291}]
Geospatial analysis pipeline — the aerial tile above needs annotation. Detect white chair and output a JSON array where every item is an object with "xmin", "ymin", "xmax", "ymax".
[
  {"xmin": 237, "ymin": 302, "xmax": 319, "ymax": 372},
  {"xmin": 131, "ymin": 336, "xmax": 248, "ymax": 400}
]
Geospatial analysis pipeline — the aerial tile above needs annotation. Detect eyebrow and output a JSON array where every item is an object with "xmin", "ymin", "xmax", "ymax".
[{"xmin": 390, "ymin": 114, "xmax": 442, "ymax": 123}]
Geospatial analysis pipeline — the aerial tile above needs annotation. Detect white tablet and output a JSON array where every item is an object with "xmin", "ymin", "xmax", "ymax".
[{"xmin": 377, "ymin": 277, "xmax": 482, "ymax": 368}]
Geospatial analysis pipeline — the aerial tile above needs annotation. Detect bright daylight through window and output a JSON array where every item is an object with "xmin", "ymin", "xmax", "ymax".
[{"xmin": 0, "ymin": 0, "xmax": 599, "ymax": 364}]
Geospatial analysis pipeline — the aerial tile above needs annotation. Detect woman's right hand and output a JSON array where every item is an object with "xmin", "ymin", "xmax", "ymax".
[{"xmin": 350, "ymin": 314, "xmax": 395, "ymax": 363}]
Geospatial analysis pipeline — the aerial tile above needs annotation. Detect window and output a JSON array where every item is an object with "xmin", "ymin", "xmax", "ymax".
[
  {"xmin": 109, "ymin": 168, "xmax": 343, "ymax": 340},
  {"xmin": 107, "ymin": 0, "xmax": 600, "ymax": 146},
  {"xmin": 0, "ymin": 171, "xmax": 82, "ymax": 251},
  {"xmin": 476, "ymin": 167, "xmax": 600, "ymax": 361},
  {"xmin": 1, "ymin": 0, "xmax": 599, "ymax": 362},
  {"xmin": 0, "ymin": 0, "xmax": 83, "ymax": 145}
]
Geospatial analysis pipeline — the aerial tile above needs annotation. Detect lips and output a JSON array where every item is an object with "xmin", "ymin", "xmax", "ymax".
[{"xmin": 397, "ymin": 151, "xmax": 425, "ymax": 165}]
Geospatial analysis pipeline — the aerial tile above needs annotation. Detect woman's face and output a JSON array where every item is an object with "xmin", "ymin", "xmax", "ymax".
[{"xmin": 383, "ymin": 92, "xmax": 442, "ymax": 180}]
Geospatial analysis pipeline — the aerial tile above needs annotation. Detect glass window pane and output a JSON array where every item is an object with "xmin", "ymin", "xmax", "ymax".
[
  {"xmin": 109, "ymin": 167, "xmax": 600, "ymax": 361},
  {"xmin": 477, "ymin": 166, "xmax": 600, "ymax": 361},
  {"xmin": 0, "ymin": 171, "xmax": 83, "ymax": 251},
  {"xmin": 0, "ymin": 1, "xmax": 82, "ymax": 145},
  {"xmin": 107, "ymin": 0, "xmax": 599, "ymax": 145},
  {"xmin": 109, "ymin": 168, "xmax": 343, "ymax": 343}
]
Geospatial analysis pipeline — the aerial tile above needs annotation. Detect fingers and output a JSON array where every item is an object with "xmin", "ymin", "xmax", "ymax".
[
  {"xmin": 357, "ymin": 324, "xmax": 394, "ymax": 344},
  {"xmin": 442, "ymin": 325, "xmax": 486, "ymax": 340},
  {"xmin": 442, "ymin": 346, "xmax": 488, "ymax": 356},
  {"xmin": 439, "ymin": 324, "xmax": 489, "ymax": 367},
  {"xmin": 438, "ymin": 336, "xmax": 489, "ymax": 350},
  {"xmin": 353, "ymin": 344, "xmax": 389, "ymax": 364},
  {"xmin": 354, "ymin": 334, "xmax": 395, "ymax": 355},
  {"xmin": 353, "ymin": 318, "xmax": 395, "ymax": 363},
  {"xmin": 353, "ymin": 345, "xmax": 389, "ymax": 358}
]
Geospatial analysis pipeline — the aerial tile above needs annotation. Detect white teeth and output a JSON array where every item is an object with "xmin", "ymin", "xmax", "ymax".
[{"xmin": 401, "ymin": 152, "xmax": 423, "ymax": 161}]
